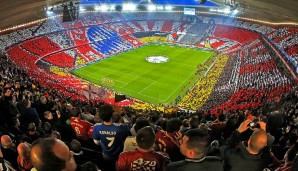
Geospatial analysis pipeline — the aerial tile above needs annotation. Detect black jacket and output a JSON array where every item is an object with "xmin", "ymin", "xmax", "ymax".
[
  {"xmin": 166, "ymin": 156, "xmax": 223, "ymax": 171},
  {"xmin": 221, "ymin": 130, "xmax": 272, "ymax": 171}
]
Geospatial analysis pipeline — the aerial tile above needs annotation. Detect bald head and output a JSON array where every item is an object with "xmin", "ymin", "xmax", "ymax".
[
  {"xmin": 248, "ymin": 129, "xmax": 267, "ymax": 154},
  {"xmin": 1, "ymin": 135, "xmax": 13, "ymax": 148},
  {"xmin": 30, "ymin": 138, "xmax": 76, "ymax": 171},
  {"xmin": 17, "ymin": 143, "xmax": 31, "ymax": 159}
]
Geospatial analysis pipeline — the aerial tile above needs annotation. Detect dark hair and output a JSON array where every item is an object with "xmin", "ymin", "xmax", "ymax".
[
  {"xmin": 70, "ymin": 139, "xmax": 82, "ymax": 153},
  {"xmin": 182, "ymin": 119, "xmax": 189, "ymax": 127},
  {"xmin": 71, "ymin": 107, "xmax": 81, "ymax": 117},
  {"xmin": 3, "ymin": 87, "xmax": 11, "ymax": 94},
  {"xmin": 25, "ymin": 99, "xmax": 31, "ymax": 107},
  {"xmin": 218, "ymin": 114, "xmax": 226, "ymax": 122},
  {"xmin": 136, "ymin": 126, "xmax": 155, "ymax": 150},
  {"xmin": 134, "ymin": 118, "xmax": 150, "ymax": 133},
  {"xmin": 51, "ymin": 131, "xmax": 61, "ymax": 140},
  {"xmin": 83, "ymin": 106, "xmax": 90, "ymax": 113},
  {"xmin": 99, "ymin": 104, "xmax": 114, "ymax": 122},
  {"xmin": 288, "ymin": 133, "xmax": 297, "ymax": 145},
  {"xmin": 28, "ymin": 123, "xmax": 36, "ymax": 131},
  {"xmin": 112, "ymin": 113, "xmax": 122, "ymax": 123},
  {"xmin": 31, "ymin": 138, "xmax": 66, "ymax": 171},
  {"xmin": 189, "ymin": 117, "xmax": 199, "ymax": 129},
  {"xmin": 185, "ymin": 129, "xmax": 211, "ymax": 156},
  {"xmin": 81, "ymin": 161, "xmax": 99, "ymax": 171},
  {"xmin": 161, "ymin": 120, "xmax": 167, "ymax": 131},
  {"xmin": 43, "ymin": 122, "xmax": 52, "ymax": 133},
  {"xmin": 278, "ymin": 136, "xmax": 287, "ymax": 147},
  {"xmin": 166, "ymin": 118, "xmax": 182, "ymax": 133}
]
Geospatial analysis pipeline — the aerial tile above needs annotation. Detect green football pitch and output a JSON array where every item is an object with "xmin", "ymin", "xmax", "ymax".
[{"xmin": 72, "ymin": 44, "xmax": 214, "ymax": 104}]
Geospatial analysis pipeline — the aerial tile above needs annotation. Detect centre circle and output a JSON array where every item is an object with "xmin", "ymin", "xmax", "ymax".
[{"xmin": 146, "ymin": 56, "xmax": 169, "ymax": 64}]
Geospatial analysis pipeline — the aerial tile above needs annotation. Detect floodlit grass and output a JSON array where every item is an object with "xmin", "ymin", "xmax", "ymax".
[{"xmin": 73, "ymin": 44, "xmax": 214, "ymax": 104}]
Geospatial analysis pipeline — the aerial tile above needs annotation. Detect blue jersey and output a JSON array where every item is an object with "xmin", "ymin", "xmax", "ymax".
[{"xmin": 92, "ymin": 123, "xmax": 130, "ymax": 156}]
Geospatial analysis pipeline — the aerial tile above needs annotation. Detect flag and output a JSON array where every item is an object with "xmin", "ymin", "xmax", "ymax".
[
  {"xmin": 205, "ymin": 38, "xmax": 211, "ymax": 49},
  {"xmin": 32, "ymin": 83, "xmax": 36, "ymax": 89},
  {"xmin": 82, "ymin": 90, "xmax": 90, "ymax": 100},
  {"xmin": 115, "ymin": 94, "xmax": 126, "ymax": 103},
  {"xmin": 164, "ymin": 107, "xmax": 178, "ymax": 114},
  {"xmin": 97, "ymin": 88, "xmax": 108, "ymax": 99}
]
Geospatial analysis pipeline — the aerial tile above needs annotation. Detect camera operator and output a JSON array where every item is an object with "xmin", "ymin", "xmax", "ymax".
[{"xmin": 220, "ymin": 119, "xmax": 273, "ymax": 171}]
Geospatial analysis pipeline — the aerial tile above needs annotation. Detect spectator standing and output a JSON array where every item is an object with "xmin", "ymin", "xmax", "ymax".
[
  {"xmin": 26, "ymin": 123, "xmax": 41, "ymax": 143},
  {"xmin": 82, "ymin": 106, "xmax": 94, "ymax": 123},
  {"xmin": 116, "ymin": 126, "xmax": 170, "ymax": 171},
  {"xmin": 155, "ymin": 118, "xmax": 185, "ymax": 162},
  {"xmin": 209, "ymin": 114, "xmax": 226, "ymax": 141},
  {"xmin": 20, "ymin": 99, "xmax": 40, "ymax": 128},
  {"xmin": 92, "ymin": 104, "xmax": 130, "ymax": 170},
  {"xmin": 221, "ymin": 119, "xmax": 272, "ymax": 171},
  {"xmin": 123, "ymin": 117, "xmax": 150, "ymax": 152},
  {"xmin": 35, "ymin": 96, "xmax": 51, "ymax": 123},
  {"xmin": 0, "ymin": 87, "xmax": 20, "ymax": 128},
  {"xmin": 70, "ymin": 107, "xmax": 93, "ymax": 141}
]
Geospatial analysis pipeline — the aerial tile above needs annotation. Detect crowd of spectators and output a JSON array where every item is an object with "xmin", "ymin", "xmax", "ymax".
[
  {"xmin": 191, "ymin": 31, "xmax": 296, "ymax": 115},
  {"xmin": 0, "ymin": 52, "xmax": 297, "ymax": 171},
  {"xmin": 179, "ymin": 54, "xmax": 229, "ymax": 110},
  {"xmin": 0, "ymin": 11, "xmax": 297, "ymax": 171}
]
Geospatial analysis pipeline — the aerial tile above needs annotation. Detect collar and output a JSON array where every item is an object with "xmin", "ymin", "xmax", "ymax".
[
  {"xmin": 185, "ymin": 156, "xmax": 206, "ymax": 163},
  {"xmin": 73, "ymin": 151, "xmax": 83, "ymax": 155}
]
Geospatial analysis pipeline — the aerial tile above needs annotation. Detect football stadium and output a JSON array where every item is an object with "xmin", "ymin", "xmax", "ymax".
[
  {"xmin": 0, "ymin": 0, "xmax": 297, "ymax": 171},
  {"xmin": 73, "ymin": 44, "xmax": 214, "ymax": 104}
]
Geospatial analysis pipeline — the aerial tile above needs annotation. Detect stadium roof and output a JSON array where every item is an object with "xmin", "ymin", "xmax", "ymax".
[{"xmin": 0, "ymin": 0, "xmax": 297, "ymax": 30}]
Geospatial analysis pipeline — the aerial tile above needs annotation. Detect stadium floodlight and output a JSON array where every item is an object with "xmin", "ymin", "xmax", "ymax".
[
  {"xmin": 148, "ymin": 5, "xmax": 156, "ymax": 11},
  {"xmin": 110, "ymin": 5, "xmax": 115, "ymax": 11},
  {"xmin": 232, "ymin": 9, "xmax": 239, "ymax": 15},
  {"xmin": 95, "ymin": 6, "xmax": 101, "ymax": 11},
  {"xmin": 156, "ymin": 6, "xmax": 164, "ymax": 10},
  {"xmin": 123, "ymin": 4, "xmax": 136, "ymax": 11},
  {"xmin": 79, "ymin": 7, "xmax": 86, "ymax": 12},
  {"xmin": 223, "ymin": 7, "xmax": 231, "ymax": 14},
  {"xmin": 46, "ymin": 10, "xmax": 53, "ymax": 16},
  {"xmin": 165, "ymin": 6, "xmax": 173, "ymax": 11},
  {"xmin": 101, "ymin": 5, "xmax": 109, "ymax": 12}
]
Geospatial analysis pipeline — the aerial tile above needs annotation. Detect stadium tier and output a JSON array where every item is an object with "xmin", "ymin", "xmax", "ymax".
[
  {"xmin": 0, "ymin": 4, "xmax": 298, "ymax": 171},
  {"xmin": 1, "ymin": 12, "xmax": 297, "ymax": 113}
]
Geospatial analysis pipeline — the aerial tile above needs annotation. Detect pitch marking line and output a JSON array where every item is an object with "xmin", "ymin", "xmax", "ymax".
[
  {"xmin": 138, "ymin": 81, "xmax": 156, "ymax": 94},
  {"xmin": 162, "ymin": 70, "xmax": 197, "ymax": 102},
  {"xmin": 84, "ymin": 73, "xmax": 161, "ymax": 101}
]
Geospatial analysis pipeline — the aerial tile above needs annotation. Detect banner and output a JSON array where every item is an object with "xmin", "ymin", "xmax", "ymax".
[{"xmin": 115, "ymin": 94, "xmax": 126, "ymax": 103}]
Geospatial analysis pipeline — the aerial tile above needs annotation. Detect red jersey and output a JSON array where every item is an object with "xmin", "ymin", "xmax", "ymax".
[
  {"xmin": 155, "ymin": 130, "xmax": 184, "ymax": 162},
  {"xmin": 88, "ymin": 125, "xmax": 94, "ymax": 139},
  {"xmin": 116, "ymin": 149, "xmax": 170, "ymax": 171},
  {"xmin": 70, "ymin": 117, "xmax": 93, "ymax": 141},
  {"xmin": 17, "ymin": 155, "xmax": 33, "ymax": 171}
]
